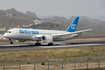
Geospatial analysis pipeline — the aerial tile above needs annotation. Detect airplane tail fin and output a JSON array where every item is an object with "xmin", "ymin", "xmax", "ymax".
[{"xmin": 66, "ymin": 17, "xmax": 79, "ymax": 32}]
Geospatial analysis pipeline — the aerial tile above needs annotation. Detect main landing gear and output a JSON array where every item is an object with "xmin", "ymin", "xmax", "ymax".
[
  {"xmin": 35, "ymin": 41, "xmax": 54, "ymax": 46},
  {"xmin": 9, "ymin": 39, "xmax": 13, "ymax": 44},
  {"xmin": 48, "ymin": 42, "xmax": 54, "ymax": 46},
  {"xmin": 35, "ymin": 41, "xmax": 41, "ymax": 46}
]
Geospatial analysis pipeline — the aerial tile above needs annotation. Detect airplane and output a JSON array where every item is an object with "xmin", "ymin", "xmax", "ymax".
[{"xmin": 3, "ymin": 17, "xmax": 92, "ymax": 46}]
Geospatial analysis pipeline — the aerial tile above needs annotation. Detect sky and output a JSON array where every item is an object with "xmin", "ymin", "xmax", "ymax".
[{"xmin": 0, "ymin": 0, "xmax": 105, "ymax": 21}]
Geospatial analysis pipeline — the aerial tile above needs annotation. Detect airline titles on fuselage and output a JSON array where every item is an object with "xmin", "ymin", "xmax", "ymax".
[{"xmin": 19, "ymin": 30, "xmax": 39, "ymax": 35}]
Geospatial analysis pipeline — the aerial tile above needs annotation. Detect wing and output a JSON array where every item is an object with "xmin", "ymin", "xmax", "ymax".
[{"xmin": 52, "ymin": 28, "xmax": 93, "ymax": 38}]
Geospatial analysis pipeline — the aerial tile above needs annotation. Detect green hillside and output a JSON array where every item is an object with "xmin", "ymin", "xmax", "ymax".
[
  {"xmin": 0, "ymin": 8, "xmax": 37, "ymax": 28},
  {"xmin": 0, "ymin": 17, "xmax": 32, "ymax": 28}
]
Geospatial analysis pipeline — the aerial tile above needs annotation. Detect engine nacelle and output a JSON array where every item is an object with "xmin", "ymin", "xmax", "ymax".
[
  {"xmin": 15, "ymin": 40, "xmax": 26, "ymax": 42},
  {"xmin": 41, "ymin": 35, "xmax": 53, "ymax": 43}
]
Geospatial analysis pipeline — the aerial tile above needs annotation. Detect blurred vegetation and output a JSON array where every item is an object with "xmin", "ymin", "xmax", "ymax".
[
  {"xmin": 0, "ymin": 31, "xmax": 5, "ymax": 34},
  {"xmin": 30, "ymin": 22, "xmax": 66, "ymax": 30},
  {"xmin": 0, "ymin": 17, "xmax": 32, "ymax": 28},
  {"xmin": 0, "ymin": 46, "xmax": 105, "ymax": 64}
]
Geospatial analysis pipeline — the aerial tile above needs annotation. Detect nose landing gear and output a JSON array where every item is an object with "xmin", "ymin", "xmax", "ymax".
[
  {"xmin": 10, "ymin": 41, "xmax": 13, "ymax": 44},
  {"xmin": 9, "ymin": 39, "xmax": 13, "ymax": 44}
]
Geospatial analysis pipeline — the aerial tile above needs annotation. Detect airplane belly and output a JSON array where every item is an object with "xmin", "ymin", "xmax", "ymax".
[
  {"xmin": 10, "ymin": 34, "xmax": 30, "ymax": 40},
  {"xmin": 4, "ymin": 34, "xmax": 22, "ymax": 39},
  {"xmin": 61, "ymin": 34, "xmax": 79, "ymax": 40},
  {"xmin": 20, "ymin": 34, "xmax": 32, "ymax": 40},
  {"xmin": 13, "ymin": 34, "xmax": 23, "ymax": 39},
  {"xmin": 54, "ymin": 34, "xmax": 79, "ymax": 41},
  {"xmin": 53, "ymin": 36, "xmax": 71, "ymax": 41}
]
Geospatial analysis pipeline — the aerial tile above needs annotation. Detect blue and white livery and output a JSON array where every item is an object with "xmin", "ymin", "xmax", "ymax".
[{"xmin": 3, "ymin": 17, "xmax": 92, "ymax": 45}]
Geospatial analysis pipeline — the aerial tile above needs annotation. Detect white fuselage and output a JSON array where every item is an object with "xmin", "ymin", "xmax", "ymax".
[{"xmin": 3, "ymin": 28, "xmax": 79, "ymax": 41}]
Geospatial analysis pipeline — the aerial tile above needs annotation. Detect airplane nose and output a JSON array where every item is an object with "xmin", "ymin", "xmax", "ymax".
[{"xmin": 3, "ymin": 34, "xmax": 7, "ymax": 38}]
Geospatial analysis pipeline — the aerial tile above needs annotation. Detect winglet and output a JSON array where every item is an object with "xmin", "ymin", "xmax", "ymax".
[{"xmin": 66, "ymin": 17, "xmax": 79, "ymax": 32}]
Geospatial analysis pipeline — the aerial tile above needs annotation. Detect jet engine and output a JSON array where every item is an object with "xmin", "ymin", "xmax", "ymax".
[
  {"xmin": 15, "ymin": 40, "xmax": 26, "ymax": 42},
  {"xmin": 41, "ymin": 35, "xmax": 53, "ymax": 43}
]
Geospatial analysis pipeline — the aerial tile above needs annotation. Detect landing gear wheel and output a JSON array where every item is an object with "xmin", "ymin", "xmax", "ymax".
[
  {"xmin": 9, "ymin": 39, "xmax": 13, "ymax": 44},
  {"xmin": 48, "ymin": 43, "xmax": 53, "ymax": 46},
  {"xmin": 35, "ymin": 43, "xmax": 41, "ymax": 46},
  {"xmin": 10, "ymin": 41, "xmax": 13, "ymax": 44}
]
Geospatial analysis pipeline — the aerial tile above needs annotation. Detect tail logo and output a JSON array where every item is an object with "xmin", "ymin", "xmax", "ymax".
[
  {"xmin": 66, "ymin": 17, "xmax": 79, "ymax": 32},
  {"xmin": 71, "ymin": 24, "xmax": 76, "ymax": 29}
]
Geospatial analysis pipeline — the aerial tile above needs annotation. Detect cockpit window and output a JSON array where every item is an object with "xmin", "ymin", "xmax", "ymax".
[
  {"xmin": 9, "ymin": 31, "xmax": 11, "ymax": 33},
  {"xmin": 6, "ymin": 31, "xmax": 11, "ymax": 33}
]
